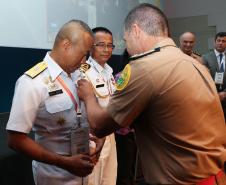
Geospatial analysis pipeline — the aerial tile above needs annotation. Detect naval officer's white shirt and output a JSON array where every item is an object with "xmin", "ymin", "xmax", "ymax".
[
  {"xmin": 6, "ymin": 52, "xmax": 88, "ymax": 185},
  {"xmin": 87, "ymin": 56, "xmax": 115, "ymax": 97},
  {"xmin": 86, "ymin": 56, "xmax": 117, "ymax": 185}
]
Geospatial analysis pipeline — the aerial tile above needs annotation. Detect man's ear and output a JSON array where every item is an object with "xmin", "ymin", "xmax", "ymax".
[
  {"xmin": 131, "ymin": 23, "xmax": 141, "ymax": 38},
  {"xmin": 62, "ymin": 39, "xmax": 71, "ymax": 51}
]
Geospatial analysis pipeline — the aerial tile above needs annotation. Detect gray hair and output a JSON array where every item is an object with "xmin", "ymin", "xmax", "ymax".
[{"xmin": 124, "ymin": 3, "xmax": 169, "ymax": 37}]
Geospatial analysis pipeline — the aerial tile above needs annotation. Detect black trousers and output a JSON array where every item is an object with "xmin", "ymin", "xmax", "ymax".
[{"xmin": 115, "ymin": 132, "xmax": 137, "ymax": 185}]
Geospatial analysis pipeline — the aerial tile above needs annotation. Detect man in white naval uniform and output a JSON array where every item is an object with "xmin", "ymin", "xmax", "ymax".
[
  {"xmin": 85, "ymin": 27, "xmax": 117, "ymax": 185},
  {"xmin": 6, "ymin": 20, "xmax": 104, "ymax": 185}
]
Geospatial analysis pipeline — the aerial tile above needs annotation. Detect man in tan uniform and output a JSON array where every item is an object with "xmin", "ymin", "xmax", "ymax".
[
  {"xmin": 77, "ymin": 3, "xmax": 226, "ymax": 185},
  {"xmin": 179, "ymin": 31, "xmax": 203, "ymax": 63}
]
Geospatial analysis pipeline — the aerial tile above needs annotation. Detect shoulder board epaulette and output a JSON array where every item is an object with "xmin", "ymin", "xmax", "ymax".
[
  {"xmin": 25, "ymin": 61, "xmax": 47, "ymax": 78},
  {"xmin": 193, "ymin": 51, "xmax": 201, "ymax": 56},
  {"xmin": 79, "ymin": 63, "xmax": 91, "ymax": 73}
]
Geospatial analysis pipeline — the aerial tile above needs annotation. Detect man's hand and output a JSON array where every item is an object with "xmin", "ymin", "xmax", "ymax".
[
  {"xmin": 89, "ymin": 134, "xmax": 106, "ymax": 164},
  {"xmin": 77, "ymin": 79, "xmax": 120, "ymax": 138},
  {"xmin": 218, "ymin": 92, "xmax": 226, "ymax": 101},
  {"xmin": 77, "ymin": 79, "xmax": 95, "ymax": 102},
  {"xmin": 59, "ymin": 154, "xmax": 94, "ymax": 177},
  {"xmin": 92, "ymin": 136, "xmax": 106, "ymax": 157},
  {"xmin": 7, "ymin": 131, "xmax": 94, "ymax": 177}
]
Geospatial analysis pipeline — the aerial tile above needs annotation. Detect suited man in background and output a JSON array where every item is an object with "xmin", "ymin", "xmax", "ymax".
[{"xmin": 202, "ymin": 32, "xmax": 226, "ymax": 120}]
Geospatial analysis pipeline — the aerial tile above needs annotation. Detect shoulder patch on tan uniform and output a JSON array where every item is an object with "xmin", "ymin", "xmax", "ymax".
[
  {"xmin": 115, "ymin": 64, "xmax": 131, "ymax": 91},
  {"xmin": 25, "ymin": 61, "xmax": 47, "ymax": 78}
]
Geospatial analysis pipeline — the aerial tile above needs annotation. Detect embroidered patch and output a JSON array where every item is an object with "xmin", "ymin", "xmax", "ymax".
[{"xmin": 115, "ymin": 64, "xmax": 131, "ymax": 91}]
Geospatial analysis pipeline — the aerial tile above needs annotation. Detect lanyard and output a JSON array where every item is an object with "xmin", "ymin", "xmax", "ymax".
[{"xmin": 56, "ymin": 76, "xmax": 81, "ymax": 116}]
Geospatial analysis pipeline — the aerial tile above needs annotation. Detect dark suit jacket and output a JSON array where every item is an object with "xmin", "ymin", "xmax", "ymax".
[
  {"xmin": 202, "ymin": 50, "xmax": 226, "ymax": 117},
  {"xmin": 202, "ymin": 50, "xmax": 226, "ymax": 92}
]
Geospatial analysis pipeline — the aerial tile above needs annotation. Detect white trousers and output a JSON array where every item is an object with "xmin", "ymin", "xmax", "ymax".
[{"xmin": 88, "ymin": 133, "xmax": 117, "ymax": 185}]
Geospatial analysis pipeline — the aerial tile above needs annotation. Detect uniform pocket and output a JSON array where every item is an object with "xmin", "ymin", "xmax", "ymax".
[
  {"xmin": 45, "ymin": 94, "xmax": 72, "ymax": 113},
  {"xmin": 95, "ymin": 83, "xmax": 109, "ymax": 97}
]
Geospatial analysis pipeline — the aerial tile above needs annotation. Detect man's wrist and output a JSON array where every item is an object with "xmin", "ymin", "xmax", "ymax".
[
  {"xmin": 84, "ymin": 94, "xmax": 96, "ymax": 104},
  {"xmin": 54, "ymin": 154, "xmax": 67, "ymax": 168}
]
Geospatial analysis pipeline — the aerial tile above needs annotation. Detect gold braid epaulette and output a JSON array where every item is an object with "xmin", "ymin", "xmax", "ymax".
[{"xmin": 25, "ymin": 61, "xmax": 47, "ymax": 78}]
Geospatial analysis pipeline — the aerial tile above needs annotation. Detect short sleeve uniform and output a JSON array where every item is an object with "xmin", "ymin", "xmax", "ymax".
[
  {"xmin": 6, "ymin": 52, "xmax": 88, "ymax": 185},
  {"xmin": 107, "ymin": 38, "xmax": 226, "ymax": 184},
  {"xmin": 85, "ymin": 57, "xmax": 117, "ymax": 185}
]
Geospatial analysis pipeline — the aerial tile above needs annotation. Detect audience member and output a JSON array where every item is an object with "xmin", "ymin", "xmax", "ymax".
[
  {"xmin": 179, "ymin": 31, "xmax": 202, "ymax": 63},
  {"xmin": 202, "ymin": 32, "xmax": 226, "ymax": 120}
]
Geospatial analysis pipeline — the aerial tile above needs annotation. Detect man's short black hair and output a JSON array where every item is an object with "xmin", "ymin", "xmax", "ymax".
[
  {"xmin": 92, "ymin": 27, "xmax": 112, "ymax": 36},
  {"xmin": 215, "ymin": 32, "xmax": 226, "ymax": 40}
]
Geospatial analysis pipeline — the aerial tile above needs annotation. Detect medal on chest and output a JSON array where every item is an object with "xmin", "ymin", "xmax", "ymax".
[{"xmin": 43, "ymin": 76, "xmax": 63, "ymax": 96}]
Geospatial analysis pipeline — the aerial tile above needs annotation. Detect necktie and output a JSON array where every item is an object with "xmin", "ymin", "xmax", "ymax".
[{"xmin": 219, "ymin": 53, "xmax": 224, "ymax": 72}]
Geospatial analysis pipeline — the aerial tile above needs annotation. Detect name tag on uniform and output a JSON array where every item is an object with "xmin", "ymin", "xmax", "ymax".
[
  {"xmin": 214, "ymin": 72, "xmax": 224, "ymax": 84},
  {"xmin": 49, "ymin": 89, "xmax": 63, "ymax": 96},
  {"xmin": 96, "ymin": 84, "xmax": 105, "ymax": 88},
  {"xmin": 47, "ymin": 82, "xmax": 63, "ymax": 96},
  {"xmin": 71, "ymin": 126, "xmax": 89, "ymax": 155}
]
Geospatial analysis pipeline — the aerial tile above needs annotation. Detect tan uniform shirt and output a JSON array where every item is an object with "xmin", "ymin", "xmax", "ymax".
[
  {"xmin": 107, "ymin": 38, "xmax": 226, "ymax": 184},
  {"xmin": 191, "ymin": 51, "xmax": 203, "ymax": 64}
]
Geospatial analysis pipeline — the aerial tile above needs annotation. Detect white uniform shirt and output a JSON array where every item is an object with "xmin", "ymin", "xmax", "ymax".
[
  {"xmin": 85, "ymin": 57, "xmax": 117, "ymax": 185},
  {"xmin": 86, "ymin": 56, "xmax": 115, "ymax": 107},
  {"xmin": 6, "ymin": 52, "xmax": 88, "ymax": 185}
]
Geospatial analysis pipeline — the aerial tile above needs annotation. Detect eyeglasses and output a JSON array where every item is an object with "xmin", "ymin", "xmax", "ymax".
[{"xmin": 93, "ymin": 42, "xmax": 115, "ymax": 50}]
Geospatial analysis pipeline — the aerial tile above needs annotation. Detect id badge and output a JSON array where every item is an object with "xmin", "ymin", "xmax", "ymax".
[
  {"xmin": 71, "ymin": 126, "xmax": 89, "ymax": 155},
  {"xmin": 214, "ymin": 72, "xmax": 224, "ymax": 84}
]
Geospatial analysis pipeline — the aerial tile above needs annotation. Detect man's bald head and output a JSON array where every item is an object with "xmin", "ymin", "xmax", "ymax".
[
  {"xmin": 179, "ymin": 32, "xmax": 195, "ymax": 42},
  {"xmin": 179, "ymin": 31, "xmax": 196, "ymax": 55},
  {"xmin": 50, "ymin": 20, "xmax": 94, "ymax": 74},
  {"xmin": 53, "ymin": 19, "xmax": 93, "ymax": 48}
]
